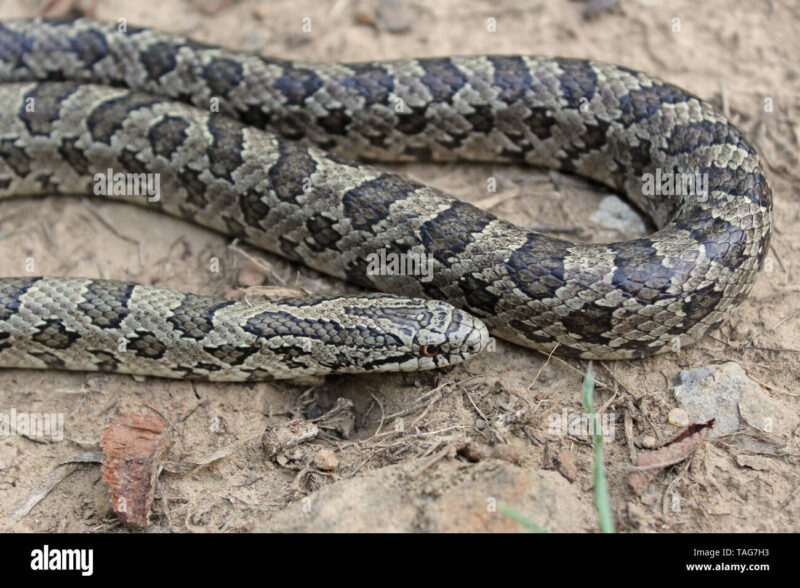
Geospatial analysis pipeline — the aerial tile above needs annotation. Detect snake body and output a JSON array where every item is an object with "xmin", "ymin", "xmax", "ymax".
[
  {"xmin": 0, "ymin": 277, "xmax": 487, "ymax": 380},
  {"xmin": 0, "ymin": 18, "xmax": 773, "ymax": 380}
]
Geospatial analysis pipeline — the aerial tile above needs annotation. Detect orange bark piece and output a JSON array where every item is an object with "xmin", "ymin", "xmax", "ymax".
[{"xmin": 100, "ymin": 414, "xmax": 167, "ymax": 528}]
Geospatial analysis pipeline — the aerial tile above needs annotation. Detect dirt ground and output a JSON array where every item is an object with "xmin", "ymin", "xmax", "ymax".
[{"xmin": 0, "ymin": 0, "xmax": 798, "ymax": 533}]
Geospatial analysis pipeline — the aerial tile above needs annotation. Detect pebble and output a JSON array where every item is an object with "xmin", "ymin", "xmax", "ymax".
[
  {"xmin": 668, "ymin": 407, "xmax": 689, "ymax": 427},
  {"xmin": 641, "ymin": 435, "xmax": 659, "ymax": 449},
  {"xmin": 671, "ymin": 362, "xmax": 794, "ymax": 438},
  {"xmin": 556, "ymin": 451, "xmax": 578, "ymax": 482},
  {"xmin": 314, "ymin": 448, "xmax": 339, "ymax": 471}
]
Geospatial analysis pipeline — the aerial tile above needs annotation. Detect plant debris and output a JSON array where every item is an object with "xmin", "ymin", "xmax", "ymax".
[{"xmin": 100, "ymin": 414, "xmax": 168, "ymax": 529}]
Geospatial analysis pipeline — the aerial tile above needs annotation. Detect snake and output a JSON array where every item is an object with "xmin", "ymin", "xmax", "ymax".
[{"xmin": 0, "ymin": 18, "xmax": 773, "ymax": 381}]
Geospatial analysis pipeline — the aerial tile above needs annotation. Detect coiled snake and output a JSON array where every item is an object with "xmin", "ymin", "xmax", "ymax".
[{"xmin": 0, "ymin": 18, "xmax": 773, "ymax": 380}]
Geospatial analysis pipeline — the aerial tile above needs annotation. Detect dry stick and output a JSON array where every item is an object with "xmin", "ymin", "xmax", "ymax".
[
  {"xmin": 350, "ymin": 423, "xmax": 467, "ymax": 478},
  {"xmin": 229, "ymin": 495, "xmax": 286, "ymax": 511},
  {"xmin": 550, "ymin": 355, "xmax": 614, "ymax": 390},
  {"xmin": 139, "ymin": 402, "xmax": 179, "ymax": 436},
  {"xmin": 662, "ymin": 456, "xmax": 694, "ymax": 520},
  {"xmin": 228, "ymin": 238, "xmax": 286, "ymax": 285},
  {"xmin": 155, "ymin": 464, "xmax": 172, "ymax": 529},
  {"xmin": 384, "ymin": 377, "xmax": 468, "ymax": 420},
  {"xmin": 359, "ymin": 398, "xmax": 376, "ymax": 431},
  {"xmin": 412, "ymin": 377, "xmax": 484, "ymax": 427},
  {"xmin": 627, "ymin": 460, "xmax": 696, "ymax": 473},
  {"xmin": 526, "ymin": 343, "xmax": 560, "ymax": 393},
  {"xmin": 623, "ymin": 408, "xmax": 638, "ymax": 463},
  {"xmin": 715, "ymin": 429, "xmax": 785, "ymax": 450},
  {"xmin": 769, "ymin": 243, "xmax": 787, "ymax": 274},
  {"xmin": 597, "ymin": 381, "xmax": 620, "ymax": 415},
  {"xmin": 81, "ymin": 199, "xmax": 144, "ymax": 267},
  {"xmin": 335, "ymin": 426, "xmax": 394, "ymax": 451},
  {"xmin": 178, "ymin": 399, "xmax": 208, "ymax": 424},
  {"xmin": 773, "ymin": 308, "xmax": 800, "ymax": 329},
  {"xmin": 780, "ymin": 482, "xmax": 800, "ymax": 508},
  {"xmin": 288, "ymin": 464, "xmax": 312, "ymax": 494},
  {"xmin": 9, "ymin": 452, "xmax": 103, "ymax": 521},
  {"xmin": 343, "ymin": 377, "xmax": 479, "ymax": 452},
  {"xmin": 38, "ymin": 218, "xmax": 55, "ymax": 248},
  {"xmin": 369, "ymin": 392, "xmax": 386, "ymax": 439},
  {"xmin": 464, "ymin": 390, "xmax": 490, "ymax": 423},
  {"xmin": 347, "ymin": 446, "xmax": 391, "ymax": 478},
  {"xmin": 408, "ymin": 444, "xmax": 453, "ymax": 480},
  {"xmin": 464, "ymin": 388, "xmax": 507, "ymax": 442},
  {"xmin": 473, "ymin": 191, "xmax": 522, "ymax": 210},
  {"xmin": 411, "ymin": 390, "xmax": 444, "ymax": 425},
  {"xmin": 597, "ymin": 363, "xmax": 635, "ymax": 409},
  {"xmin": 162, "ymin": 433, "xmax": 262, "ymax": 475},
  {"xmin": 749, "ymin": 376, "xmax": 797, "ymax": 398},
  {"xmin": 726, "ymin": 344, "xmax": 800, "ymax": 353}
]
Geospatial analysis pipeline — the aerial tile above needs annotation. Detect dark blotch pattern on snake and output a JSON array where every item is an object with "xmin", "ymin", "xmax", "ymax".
[{"xmin": 0, "ymin": 19, "xmax": 773, "ymax": 380}]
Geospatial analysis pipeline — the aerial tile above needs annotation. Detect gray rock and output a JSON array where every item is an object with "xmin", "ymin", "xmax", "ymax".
[
  {"xmin": 589, "ymin": 195, "xmax": 647, "ymax": 237},
  {"xmin": 671, "ymin": 362, "xmax": 793, "ymax": 438}
]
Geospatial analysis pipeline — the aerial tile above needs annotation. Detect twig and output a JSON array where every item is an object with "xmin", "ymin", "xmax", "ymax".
[
  {"xmin": 464, "ymin": 390, "xmax": 489, "ymax": 423},
  {"xmin": 527, "ymin": 343, "xmax": 559, "ymax": 393},
  {"xmin": 550, "ymin": 355, "xmax": 614, "ymax": 390},
  {"xmin": 8, "ymin": 452, "xmax": 102, "ymax": 522},
  {"xmin": 368, "ymin": 392, "xmax": 386, "ymax": 439},
  {"xmin": 227, "ymin": 238, "xmax": 285, "ymax": 285},
  {"xmin": 155, "ymin": 464, "xmax": 172, "ymax": 529},
  {"xmin": 407, "ymin": 444, "xmax": 453, "ymax": 480},
  {"xmin": 662, "ymin": 457, "xmax": 693, "ymax": 520},
  {"xmin": 81, "ymin": 199, "xmax": 144, "ymax": 267}
]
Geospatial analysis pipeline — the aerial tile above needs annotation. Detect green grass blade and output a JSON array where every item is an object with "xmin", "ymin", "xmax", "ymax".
[
  {"xmin": 497, "ymin": 502, "xmax": 549, "ymax": 533},
  {"xmin": 582, "ymin": 362, "xmax": 615, "ymax": 533}
]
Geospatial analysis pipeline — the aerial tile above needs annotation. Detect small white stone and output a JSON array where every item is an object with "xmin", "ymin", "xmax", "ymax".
[
  {"xmin": 641, "ymin": 435, "xmax": 659, "ymax": 448},
  {"xmin": 314, "ymin": 448, "xmax": 339, "ymax": 471},
  {"xmin": 668, "ymin": 407, "xmax": 690, "ymax": 427}
]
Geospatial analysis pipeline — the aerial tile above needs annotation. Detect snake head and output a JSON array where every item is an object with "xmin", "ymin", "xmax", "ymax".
[
  {"xmin": 250, "ymin": 294, "xmax": 490, "ymax": 377},
  {"xmin": 231, "ymin": 294, "xmax": 490, "ymax": 379},
  {"xmin": 320, "ymin": 295, "xmax": 491, "ymax": 375},
  {"xmin": 406, "ymin": 303, "xmax": 490, "ymax": 372}
]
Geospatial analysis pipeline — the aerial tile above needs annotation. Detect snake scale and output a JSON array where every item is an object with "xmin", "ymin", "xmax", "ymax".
[{"xmin": 0, "ymin": 18, "xmax": 772, "ymax": 381}]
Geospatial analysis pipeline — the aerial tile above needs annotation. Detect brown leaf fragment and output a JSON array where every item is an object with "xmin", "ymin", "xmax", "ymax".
[
  {"xmin": 628, "ymin": 420, "xmax": 712, "ymax": 493},
  {"xmin": 557, "ymin": 451, "xmax": 579, "ymax": 483},
  {"xmin": 100, "ymin": 414, "xmax": 167, "ymax": 529}
]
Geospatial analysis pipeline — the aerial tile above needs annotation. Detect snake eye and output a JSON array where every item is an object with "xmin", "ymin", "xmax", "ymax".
[{"xmin": 421, "ymin": 344, "xmax": 440, "ymax": 357}]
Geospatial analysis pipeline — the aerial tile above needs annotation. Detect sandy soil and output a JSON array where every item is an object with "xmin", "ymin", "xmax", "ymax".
[{"xmin": 0, "ymin": 0, "xmax": 798, "ymax": 533}]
